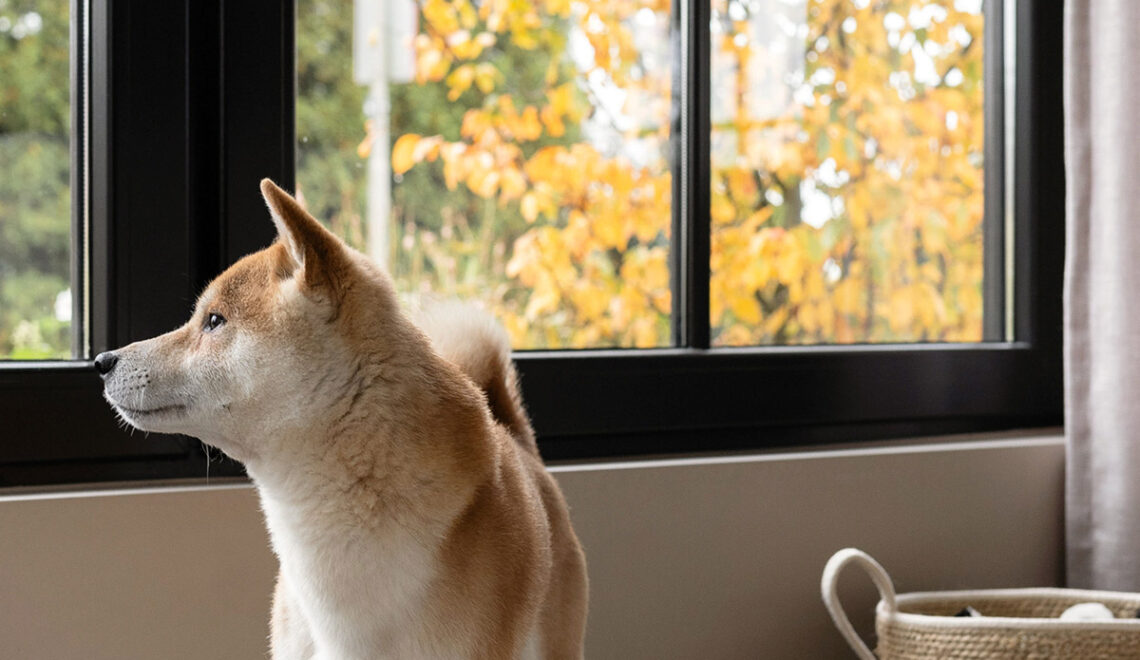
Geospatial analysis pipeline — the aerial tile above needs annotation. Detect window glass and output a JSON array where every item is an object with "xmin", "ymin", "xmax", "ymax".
[
  {"xmin": 297, "ymin": 0, "xmax": 673, "ymax": 349},
  {"xmin": 0, "ymin": 0, "xmax": 72, "ymax": 359},
  {"xmin": 709, "ymin": 0, "xmax": 986, "ymax": 345}
]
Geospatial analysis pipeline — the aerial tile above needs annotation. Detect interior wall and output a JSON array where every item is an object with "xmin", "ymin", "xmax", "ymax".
[{"xmin": 0, "ymin": 434, "xmax": 1064, "ymax": 659}]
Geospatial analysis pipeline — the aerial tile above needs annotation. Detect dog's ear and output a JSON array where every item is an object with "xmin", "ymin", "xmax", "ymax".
[{"xmin": 260, "ymin": 178, "xmax": 349, "ymax": 305}]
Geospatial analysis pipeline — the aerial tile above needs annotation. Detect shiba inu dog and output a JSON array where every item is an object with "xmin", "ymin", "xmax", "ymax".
[{"xmin": 95, "ymin": 179, "xmax": 588, "ymax": 659}]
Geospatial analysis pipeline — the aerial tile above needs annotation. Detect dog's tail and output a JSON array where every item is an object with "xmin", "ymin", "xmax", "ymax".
[{"xmin": 414, "ymin": 299, "xmax": 538, "ymax": 455}]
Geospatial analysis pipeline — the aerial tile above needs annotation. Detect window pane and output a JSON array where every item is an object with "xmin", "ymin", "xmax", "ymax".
[
  {"xmin": 0, "ymin": 0, "xmax": 72, "ymax": 359},
  {"xmin": 710, "ymin": 0, "xmax": 986, "ymax": 346},
  {"xmin": 296, "ymin": 0, "xmax": 673, "ymax": 349}
]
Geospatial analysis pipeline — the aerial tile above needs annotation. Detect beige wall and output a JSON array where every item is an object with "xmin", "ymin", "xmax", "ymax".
[{"xmin": 0, "ymin": 434, "xmax": 1064, "ymax": 659}]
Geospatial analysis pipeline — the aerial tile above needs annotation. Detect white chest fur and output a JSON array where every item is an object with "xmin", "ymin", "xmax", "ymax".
[{"xmin": 258, "ymin": 487, "xmax": 447, "ymax": 659}]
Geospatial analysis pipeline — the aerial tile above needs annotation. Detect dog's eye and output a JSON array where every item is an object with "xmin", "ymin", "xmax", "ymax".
[{"xmin": 204, "ymin": 312, "xmax": 226, "ymax": 332}]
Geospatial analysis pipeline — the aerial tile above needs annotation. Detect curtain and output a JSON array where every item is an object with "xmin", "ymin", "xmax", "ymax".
[{"xmin": 1064, "ymin": 0, "xmax": 1140, "ymax": 589}]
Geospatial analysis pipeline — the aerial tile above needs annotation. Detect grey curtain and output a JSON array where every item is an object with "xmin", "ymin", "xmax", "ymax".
[{"xmin": 1064, "ymin": 0, "xmax": 1140, "ymax": 589}]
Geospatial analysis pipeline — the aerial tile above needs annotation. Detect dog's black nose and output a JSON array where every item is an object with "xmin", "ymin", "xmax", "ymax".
[{"xmin": 93, "ymin": 351, "xmax": 119, "ymax": 376}]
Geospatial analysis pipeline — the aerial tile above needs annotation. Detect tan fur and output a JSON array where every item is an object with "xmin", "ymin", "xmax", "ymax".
[{"xmin": 98, "ymin": 179, "xmax": 588, "ymax": 658}]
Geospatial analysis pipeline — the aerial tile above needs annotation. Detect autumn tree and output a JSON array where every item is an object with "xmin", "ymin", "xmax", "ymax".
[
  {"xmin": 710, "ymin": 0, "xmax": 985, "ymax": 346},
  {"xmin": 299, "ymin": 0, "xmax": 986, "ymax": 349},
  {"xmin": 386, "ymin": 0, "xmax": 673, "ymax": 348}
]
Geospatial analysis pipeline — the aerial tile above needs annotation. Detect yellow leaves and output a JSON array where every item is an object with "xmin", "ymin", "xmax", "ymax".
[
  {"xmin": 383, "ymin": 0, "xmax": 680, "ymax": 348},
  {"xmin": 726, "ymin": 168, "xmax": 757, "ymax": 202},
  {"xmin": 422, "ymin": 0, "xmax": 459, "ymax": 35},
  {"xmin": 495, "ymin": 96, "xmax": 543, "ymax": 141},
  {"xmin": 415, "ymin": 51, "xmax": 443, "ymax": 84},
  {"xmin": 391, "ymin": 134, "xmax": 420, "ymax": 174},
  {"xmin": 497, "ymin": 135, "xmax": 671, "ymax": 346},
  {"xmin": 885, "ymin": 284, "xmax": 946, "ymax": 338},
  {"xmin": 711, "ymin": 196, "xmax": 737, "ymax": 225},
  {"xmin": 833, "ymin": 279, "xmax": 863, "ymax": 316},
  {"xmin": 474, "ymin": 63, "xmax": 499, "ymax": 94},
  {"xmin": 614, "ymin": 246, "xmax": 671, "ymax": 343},
  {"xmin": 477, "ymin": 0, "xmax": 544, "ymax": 49},
  {"xmin": 390, "ymin": 134, "xmax": 444, "ymax": 175},
  {"xmin": 458, "ymin": 100, "xmax": 542, "ymax": 147},
  {"xmin": 402, "ymin": 134, "xmax": 446, "ymax": 172},
  {"xmin": 445, "ymin": 65, "xmax": 474, "ymax": 100},
  {"xmin": 575, "ymin": 3, "xmax": 644, "ymax": 86},
  {"xmin": 730, "ymin": 294, "xmax": 762, "ymax": 325},
  {"xmin": 440, "ymin": 142, "xmax": 469, "ymax": 189},
  {"xmin": 414, "ymin": 35, "xmax": 451, "ymax": 83},
  {"xmin": 887, "ymin": 287, "xmax": 916, "ymax": 333},
  {"xmin": 513, "ymin": 105, "xmax": 543, "ymax": 139},
  {"xmin": 510, "ymin": 28, "xmax": 540, "ymax": 50},
  {"xmin": 458, "ymin": 110, "xmax": 494, "ymax": 143},
  {"xmin": 570, "ymin": 279, "xmax": 610, "ymax": 323},
  {"xmin": 920, "ymin": 213, "xmax": 948, "ymax": 259},
  {"xmin": 847, "ymin": 188, "xmax": 872, "ymax": 230},
  {"xmin": 541, "ymin": 0, "xmax": 572, "ymax": 18},
  {"xmin": 467, "ymin": 168, "xmax": 500, "ymax": 198},
  {"xmin": 588, "ymin": 208, "xmax": 621, "ymax": 249},
  {"xmin": 520, "ymin": 192, "xmax": 541, "ymax": 223},
  {"xmin": 445, "ymin": 63, "xmax": 502, "ymax": 100},
  {"xmin": 705, "ymin": 0, "xmax": 988, "ymax": 345},
  {"xmin": 498, "ymin": 167, "xmax": 528, "ymax": 202},
  {"xmin": 525, "ymin": 288, "xmax": 561, "ymax": 320},
  {"xmin": 446, "ymin": 29, "xmax": 496, "ymax": 60},
  {"xmin": 774, "ymin": 236, "xmax": 808, "ymax": 289},
  {"xmin": 955, "ymin": 284, "xmax": 983, "ymax": 340},
  {"xmin": 563, "ymin": 209, "xmax": 592, "ymax": 259},
  {"xmin": 540, "ymin": 106, "xmax": 565, "ymax": 137},
  {"xmin": 522, "ymin": 146, "xmax": 562, "ymax": 185},
  {"xmin": 540, "ymin": 83, "xmax": 581, "ymax": 137}
]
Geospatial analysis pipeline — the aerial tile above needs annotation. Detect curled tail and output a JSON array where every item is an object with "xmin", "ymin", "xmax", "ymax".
[{"xmin": 414, "ymin": 299, "xmax": 538, "ymax": 455}]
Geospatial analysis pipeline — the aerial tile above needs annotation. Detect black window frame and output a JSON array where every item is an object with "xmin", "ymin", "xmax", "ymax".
[{"xmin": 0, "ymin": 0, "xmax": 1063, "ymax": 487}]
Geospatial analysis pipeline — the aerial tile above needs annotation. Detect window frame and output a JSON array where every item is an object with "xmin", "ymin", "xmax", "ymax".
[
  {"xmin": 522, "ymin": 0, "xmax": 1063, "ymax": 460},
  {"xmin": 0, "ymin": 0, "xmax": 1063, "ymax": 486}
]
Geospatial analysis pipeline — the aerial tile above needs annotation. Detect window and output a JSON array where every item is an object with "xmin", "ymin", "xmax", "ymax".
[
  {"xmin": 297, "ymin": 0, "xmax": 674, "ymax": 349},
  {"xmin": 0, "ymin": 1, "xmax": 295, "ymax": 486},
  {"xmin": 297, "ymin": 0, "xmax": 999, "ymax": 351},
  {"xmin": 0, "ymin": 0, "xmax": 1063, "ymax": 487},
  {"xmin": 709, "ymin": 0, "xmax": 989, "ymax": 347},
  {"xmin": 0, "ymin": 0, "xmax": 74, "ymax": 360}
]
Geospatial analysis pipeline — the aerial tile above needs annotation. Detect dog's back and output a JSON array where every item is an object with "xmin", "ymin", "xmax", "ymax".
[
  {"xmin": 414, "ymin": 300, "xmax": 537, "ymax": 452},
  {"xmin": 415, "ymin": 299, "xmax": 589, "ymax": 658}
]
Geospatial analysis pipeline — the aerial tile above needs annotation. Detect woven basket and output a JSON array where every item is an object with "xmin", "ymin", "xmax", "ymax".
[{"xmin": 821, "ymin": 548, "xmax": 1140, "ymax": 659}]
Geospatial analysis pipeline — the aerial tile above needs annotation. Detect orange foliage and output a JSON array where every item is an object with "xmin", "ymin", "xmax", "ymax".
[
  {"xmin": 396, "ymin": 0, "xmax": 672, "ymax": 348},
  {"xmin": 393, "ymin": 0, "xmax": 986, "ymax": 348}
]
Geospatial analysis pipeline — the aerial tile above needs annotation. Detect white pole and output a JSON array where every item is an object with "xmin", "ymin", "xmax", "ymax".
[
  {"xmin": 355, "ymin": 0, "xmax": 415, "ymax": 269},
  {"xmin": 366, "ymin": 86, "xmax": 392, "ymax": 269}
]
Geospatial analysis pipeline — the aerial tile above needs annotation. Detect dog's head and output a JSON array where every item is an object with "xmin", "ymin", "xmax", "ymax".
[{"xmin": 96, "ymin": 179, "xmax": 398, "ymax": 462}]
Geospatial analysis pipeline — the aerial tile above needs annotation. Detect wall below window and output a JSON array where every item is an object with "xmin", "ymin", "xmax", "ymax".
[{"xmin": 0, "ymin": 433, "xmax": 1064, "ymax": 659}]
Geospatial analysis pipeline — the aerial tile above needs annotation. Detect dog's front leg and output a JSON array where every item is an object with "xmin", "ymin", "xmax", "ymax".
[{"xmin": 270, "ymin": 570, "xmax": 316, "ymax": 659}]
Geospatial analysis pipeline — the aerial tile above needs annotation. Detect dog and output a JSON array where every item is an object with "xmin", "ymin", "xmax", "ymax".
[{"xmin": 95, "ymin": 179, "xmax": 588, "ymax": 659}]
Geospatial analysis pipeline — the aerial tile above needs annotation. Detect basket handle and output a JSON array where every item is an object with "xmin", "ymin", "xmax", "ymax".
[{"xmin": 821, "ymin": 548, "xmax": 897, "ymax": 660}]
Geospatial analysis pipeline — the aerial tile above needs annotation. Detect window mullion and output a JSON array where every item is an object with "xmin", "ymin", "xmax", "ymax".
[
  {"xmin": 674, "ymin": 0, "xmax": 712, "ymax": 349},
  {"xmin": 982, "ymin": 0, "xmax": 1008, "ymax": 342},
  {"xmin": 70, "ymin": 0, "xmax": 90, "ymax": 359}
]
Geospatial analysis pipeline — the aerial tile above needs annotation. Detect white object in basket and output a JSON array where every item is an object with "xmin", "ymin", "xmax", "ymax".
[{"xmin": 821, "ymin": 548, "xmax": 1140, "ymax": 659}]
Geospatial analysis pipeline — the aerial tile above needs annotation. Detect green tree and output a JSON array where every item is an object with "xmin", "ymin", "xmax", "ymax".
[
  {"xmin": 295, "ymin": 0, "xmax": 369, "ymax": 248},
  {"xmin": 0, "ymin": 0, "xmax": 71, "ymax": 359}
]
